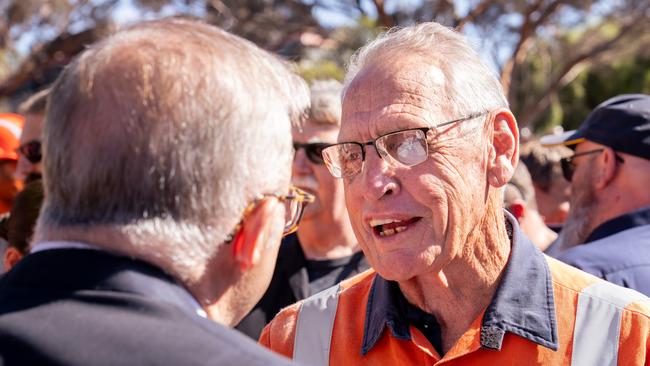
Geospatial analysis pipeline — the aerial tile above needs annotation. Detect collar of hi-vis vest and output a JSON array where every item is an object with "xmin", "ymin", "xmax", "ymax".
[{"xmin": 361, "ymin": 211, "xmax": 559, "ymax": 355}]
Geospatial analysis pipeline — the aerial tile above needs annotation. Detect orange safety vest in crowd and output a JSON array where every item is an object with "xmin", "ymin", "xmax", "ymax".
[{"xmin": 260, "ymin": 217, "xmax": 650, "ymax": 365}]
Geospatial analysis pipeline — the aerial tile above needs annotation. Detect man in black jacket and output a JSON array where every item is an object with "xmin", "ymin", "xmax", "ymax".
[{"xmin": 0, "ymin": 18, "xmax": 312, "ymax": 365}]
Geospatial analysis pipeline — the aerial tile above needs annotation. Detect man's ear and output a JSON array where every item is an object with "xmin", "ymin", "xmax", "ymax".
[
  {"xmin": 487, "ymin": 110, "xmax": 519, "ymax": 188},
  {"xmin": 594, "ymin": 148, "xmax": 618, "ymax": 190},
  {"xmin": 3, "ymin": 247, "xmax": 23, "ymax": 273},
  {"xmin": 231, "ymin": 198, "xmax": 282, "ymax": 271}
]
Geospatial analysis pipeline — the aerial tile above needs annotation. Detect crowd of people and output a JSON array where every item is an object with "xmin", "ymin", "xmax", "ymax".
[{"xmin": 0, "ymin": 17, "xmax": 648, "ymax": 365}]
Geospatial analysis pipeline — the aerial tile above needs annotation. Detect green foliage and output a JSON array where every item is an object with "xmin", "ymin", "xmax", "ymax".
[
  {"xmin": 554, "ymin": 57, "xmax": 650, "ymax": 131},
  {"xmin": 298, "ymin": 59, "xmax": 345, "ymax": 83}
]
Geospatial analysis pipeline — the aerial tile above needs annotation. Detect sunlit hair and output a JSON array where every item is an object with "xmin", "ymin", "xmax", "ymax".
[
  {"xmin": 36, "ymin": 18, "xmax": 309, "ymax": 284},
  {"xmin": 343, "ymin": 22, "xmax": 508, "ymax": 121},
  {"xmin": 308, "ymin": 79, "xmax": 343, "ymax": 126},
  {"xmin": 18, "ymin": 88, "xmax": 50, "ymax": 115}
]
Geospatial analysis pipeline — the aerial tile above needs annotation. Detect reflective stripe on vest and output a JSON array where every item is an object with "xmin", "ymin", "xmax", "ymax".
[
  {"xmin": 293, "ymin": 284, "xmax": 341, "ymax": 366},
  {"xmin": 571, "ymin": 280, "xmax": 648, "ymax": 366}
]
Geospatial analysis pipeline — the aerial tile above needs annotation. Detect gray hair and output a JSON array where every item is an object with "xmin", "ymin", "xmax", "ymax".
[
  {"xmin": 37, "ymin": 18, "xmax": 309, "ymax": 284},
  {"xmin": 18, "ymin": 88, "xmax": 50, "ymax": 115},
  {"xmin": 344, "ymin": 22, "xmax": 508, "ymax": 121},
  {"xmin": 308, "ymin": 79, "xmax": 343, "ymax": 126}
]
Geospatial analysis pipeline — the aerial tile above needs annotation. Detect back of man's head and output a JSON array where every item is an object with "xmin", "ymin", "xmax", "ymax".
[
  {"xmin": 37, "ymin": 18, "xmax": 309, "ymax": 284},
  {"xmin": 504, "ymin": 163, "xmax": 536, "ymax": 211},
  {"xmin": 520, "ymin": 140, "xmax": 571, "ymax": 226}
]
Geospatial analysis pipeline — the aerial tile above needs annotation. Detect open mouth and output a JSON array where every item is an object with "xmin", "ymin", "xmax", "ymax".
[{"xmin": 370, "ymin": 217, "xmax": 421, "ymax": 237}]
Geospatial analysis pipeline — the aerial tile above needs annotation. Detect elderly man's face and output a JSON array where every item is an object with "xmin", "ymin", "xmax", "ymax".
[
  {"xmin": 340, "ymin": 58, "xmax": 490, "ymax": 281},
  {"xmin": 292, "ymin": 123, "xmax": 346, "ymax": 225}
]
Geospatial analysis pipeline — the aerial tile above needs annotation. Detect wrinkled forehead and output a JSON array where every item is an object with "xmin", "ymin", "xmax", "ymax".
[{"xmin": 340, "ymin": 58, "xmax": 449, "ymax": 142}]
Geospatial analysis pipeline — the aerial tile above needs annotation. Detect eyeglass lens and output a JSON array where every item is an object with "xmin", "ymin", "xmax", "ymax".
[
  {"xmin": 18, "ymin": 141, "xmax": 42, "ymax": 164},
  {"xmin": 293, "ymin": 142, "xmax": 329, "ymax": 165},
  {"xmin": 560, "ymin": 158, "xmax": 574, "ymax": 182},
  {"xmin": 323, "ymin": 129, "xmax": 429, "ymax": 178}
]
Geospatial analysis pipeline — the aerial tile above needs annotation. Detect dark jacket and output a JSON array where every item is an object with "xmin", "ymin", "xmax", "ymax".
[
  {"xmin": 557, "ymin": 206, "xmax": 650, "ymax": 296},
  {"xmin": 236, "ymin": 234, "xmax": 369, "ymax": 339},
  {"xmin": 0, "ymin": 248, "xmax": 294, "ymax": 366}
]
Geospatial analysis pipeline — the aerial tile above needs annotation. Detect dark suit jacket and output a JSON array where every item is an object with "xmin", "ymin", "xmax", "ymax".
[
  {"xmin": 236, "ymin": 234, "xmax": 369, "ymax": 339},
  {"xmin": 0, "ymin": 248, "xmax": 294, "ymax": 366}
]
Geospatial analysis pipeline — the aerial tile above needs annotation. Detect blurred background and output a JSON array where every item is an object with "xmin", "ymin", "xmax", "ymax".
[{"xmin": 0, "ymin": 0, "xmax": 649, "ymax": 137}]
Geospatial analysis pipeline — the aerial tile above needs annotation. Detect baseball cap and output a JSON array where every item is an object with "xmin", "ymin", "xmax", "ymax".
[
  {"xmin": 540, "ymin": 94, "xmax": 650, "ymax": 160},
  {"xmin": 0, "ymin": 113, "xmax": 24, "ymax": 161}
]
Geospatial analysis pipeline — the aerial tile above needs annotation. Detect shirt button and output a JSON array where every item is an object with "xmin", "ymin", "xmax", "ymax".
[{"xmin": 423, "ymin": 323, "xmax": 429, "ymax": 329}]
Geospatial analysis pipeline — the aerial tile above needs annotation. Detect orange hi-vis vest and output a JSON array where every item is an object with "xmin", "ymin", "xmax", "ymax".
[{"xmin": 261, "ymin": 218, "xmax": 650, "ymax": 365}]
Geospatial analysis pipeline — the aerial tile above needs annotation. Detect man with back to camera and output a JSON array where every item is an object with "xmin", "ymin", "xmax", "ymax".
[
  {"xmin": 503, "ymin": 163, "xmax": 557, "ymax": 251},
  {"xmin": 519, "ymin": 140, "xmax": 572, "ymax": 233},
  {"xmin": 237, "ymin": 80, "xmax": 369, "ymax": 339},
  {"xmin": 260, "ymin": 22, "xmax": 650, "ymax": 365},
  {"xmin": 542, "ymin": 94, "xmax": 650, "ymax": 296},
  {"xmin": 0, "ymin": 18, "xmax": 314, "ymax": 365}
]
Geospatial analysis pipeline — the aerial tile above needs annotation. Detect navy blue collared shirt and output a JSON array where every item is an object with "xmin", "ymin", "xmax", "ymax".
[
  {"xmin": 584, "ymin": 205, "xmax": 650, "ymax": 243},
  {"xmin": 361, "ymin": 212, "xmax": 559, "ymax": 356},
  {"xmin": 557, "ymin": 205, "xmax": 650, "ymax": 296}
]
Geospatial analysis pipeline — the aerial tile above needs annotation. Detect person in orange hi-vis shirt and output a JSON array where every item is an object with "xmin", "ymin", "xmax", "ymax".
[
  {"xmin": 260, "ymin": 22, "xmax": 650, "ymax": 366},
  {"xmin": 0, "ymin": 113, "xmax": 23, "ymax": 214}
]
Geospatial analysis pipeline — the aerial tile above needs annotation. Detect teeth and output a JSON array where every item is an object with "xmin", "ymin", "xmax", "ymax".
[
  {"xmin": 369, "ymin": 218, "xmax": 403, "ymax": 227},
  {"xmin": 394, "ymin": 226, "xmax": 406, "ymax": 233},
  {"xmin": 379, "ymin": 228, "xmax": 395, "ymax": 237}
]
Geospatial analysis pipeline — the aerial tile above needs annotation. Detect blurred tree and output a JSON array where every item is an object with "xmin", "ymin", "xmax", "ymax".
[{"xmin": 0, "ymin": 0, "xmax": 649, "ymax": 134}]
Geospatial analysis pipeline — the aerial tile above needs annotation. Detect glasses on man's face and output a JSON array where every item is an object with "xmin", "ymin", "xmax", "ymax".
[
  {"xmin": 16, "ymin": 140, "xmax": 42, "ymax": 164},
  {"xmin": 293, "ymin": 142, "xmax": 330, "ymax": 165},
  {"xmin": 321, "ymin": 112, "xmax": 487, "ymax": 178},
  {"xmin": 226, "ymin": 186, "xmax": 315, "ymax": 243},
  {"xmin": 560, "ymin": 148, "xmax": 625, "ymax": 182}
]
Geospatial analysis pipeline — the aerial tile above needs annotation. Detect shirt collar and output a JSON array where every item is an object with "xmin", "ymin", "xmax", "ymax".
[
  {"xmin": 585, "ymin": 205, "xmax": 650, "ymax": 243},
  {"xmin": 361, "ymin": 212, "xmax": 558, "ymax": 355}
]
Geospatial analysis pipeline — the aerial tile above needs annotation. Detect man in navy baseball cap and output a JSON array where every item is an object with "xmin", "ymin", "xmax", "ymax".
[{"xmin": 541, "ymin": 94, "xmax": 650, "ymax": 295}]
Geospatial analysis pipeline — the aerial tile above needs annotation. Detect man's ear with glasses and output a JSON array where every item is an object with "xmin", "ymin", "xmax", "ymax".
[{"xmin": 231, "ymin": 198, "xmax": 284, "ymax": 271}]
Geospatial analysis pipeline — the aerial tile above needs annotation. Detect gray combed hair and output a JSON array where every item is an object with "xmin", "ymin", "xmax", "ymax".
[
  {"xmin": 37, "ymin": 18, "xmax": 309, "ymax": 283},
  {"xmin": 343, "ymin": 22, "xmax": 508, "ymax": 121},
  {"xmin": 308, "ymin": 79, "xmax": 343, "ymax": 126}
]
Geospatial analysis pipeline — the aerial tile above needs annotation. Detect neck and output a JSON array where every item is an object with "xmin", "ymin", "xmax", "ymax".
[
  {"xmin": 297, "ymin": 215, "xmax": 360, "ymax": 260},
  {"xmin": 398, "ymin": 199, "xmax": 510, "ymax": 353}
]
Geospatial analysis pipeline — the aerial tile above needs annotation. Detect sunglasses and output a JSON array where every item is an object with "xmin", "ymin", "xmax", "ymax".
[
  {"xmin": 16, "ymin": 140, "xmax": 42, "ymax": 164},
  {"xmin": 293, "ymin": 142, "xmax": 330, "ymax": 165},
  {"xmin": 560, "ymin": 148, "xmax": 625, "ymax": 182}
]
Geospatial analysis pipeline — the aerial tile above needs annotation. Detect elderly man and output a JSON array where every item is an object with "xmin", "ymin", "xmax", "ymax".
[
  {"xmin": 237, "ymin": 80, "xmax": 368, "ymax": 339},
  {"xmin": 0, "ymin": 19, "xmax": 313, "ymax": 365},
  {"xmin": 542, "ymin": 94, "xmax": 650, "ymax": 296},
  {"xmin": 260, "ymin": 23, "xmax": 650, "ymax": 365}
]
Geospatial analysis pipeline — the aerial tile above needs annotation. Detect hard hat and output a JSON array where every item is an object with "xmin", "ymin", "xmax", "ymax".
[{"xmin": 0, "ymin": 113, "xmax": 24, "ymax": 161}]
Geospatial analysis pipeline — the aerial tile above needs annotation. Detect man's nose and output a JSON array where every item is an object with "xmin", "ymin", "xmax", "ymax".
[
  {"xmin": 14, "ymin": 156, "xmax": 31, "ymax": 181},
  {"xmin": 360, "ymin": 147, "xmax": 399, "ymax": 201},
  {"xmin": 292, "ymin": 148, "xmax": 312, "ymax": 175}
]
